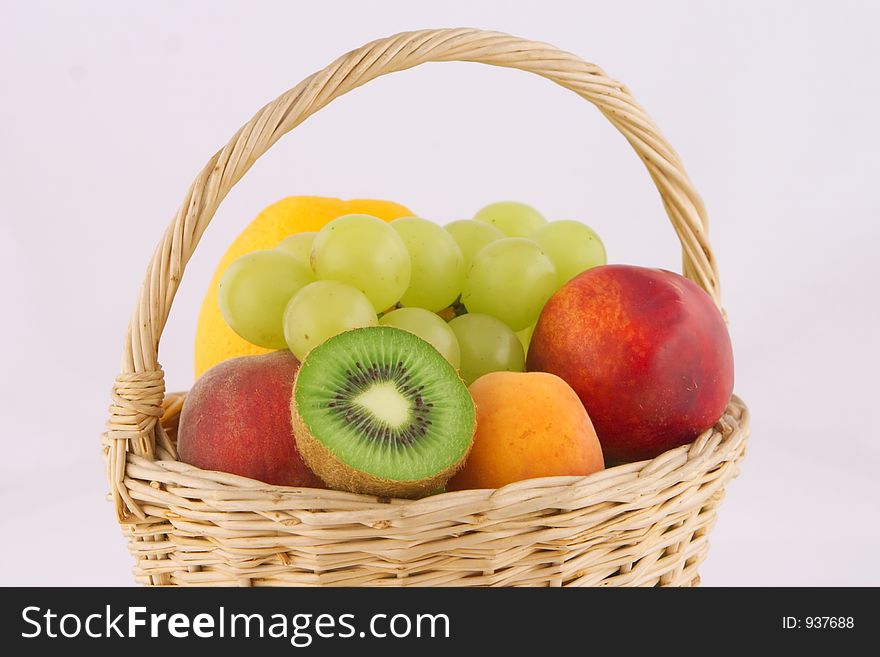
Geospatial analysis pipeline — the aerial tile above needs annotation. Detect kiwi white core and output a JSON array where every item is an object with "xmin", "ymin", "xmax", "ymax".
[{"xmin": 354, "ymin": 382, "xmax": 411, "ymax": 428}]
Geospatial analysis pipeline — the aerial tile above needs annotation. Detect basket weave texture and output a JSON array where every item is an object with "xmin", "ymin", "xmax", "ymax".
[{"xmin": 104, "ymin": 28, "xmax": 750, "ymax": 587}]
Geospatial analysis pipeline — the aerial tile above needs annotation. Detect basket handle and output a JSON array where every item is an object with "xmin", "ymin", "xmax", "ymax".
[{"xmin": 106, "ymin": 27, "xmax": 719, "ymax": 519}]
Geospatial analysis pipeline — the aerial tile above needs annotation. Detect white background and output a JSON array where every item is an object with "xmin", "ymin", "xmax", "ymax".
[{"xmin": 1, "ymin": 1, "xmax": 878, "ymax": 586}]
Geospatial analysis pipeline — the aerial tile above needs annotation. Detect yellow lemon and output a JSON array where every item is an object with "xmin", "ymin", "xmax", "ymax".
[{"xmin": 194, "ymin": 196, "xmax": 414, "ymax": 378}]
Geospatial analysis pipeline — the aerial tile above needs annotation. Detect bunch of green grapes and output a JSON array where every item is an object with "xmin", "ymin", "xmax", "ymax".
[
  {"xmin": 217, "ymin": 202, "xmax": 606, "ymax": 380},
  {"xmin": 452, "ymin": 202, "xmax": 607, "ymax": 374},
  {"xmin": 219, "ymin": 213, "xmax": 464, "ymax": 364},
  {"xmin": 460, "ymin": 201, "xmax": 605, "ymax": 323}
]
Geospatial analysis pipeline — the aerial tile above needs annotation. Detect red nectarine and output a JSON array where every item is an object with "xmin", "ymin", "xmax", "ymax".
[
  {"xmin": 177, "ymin": 350, "xmax": 324, "ymax": 487},
  {"xmin": 527, "ymin": 265, "xmax": 733, "ymax": 462}
]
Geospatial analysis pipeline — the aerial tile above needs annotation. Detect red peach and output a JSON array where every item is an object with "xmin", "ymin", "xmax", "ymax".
[
  {"xmin": 178, "ymin": 350, "xmax": 324, "ymax": 487},
  {"xmin": 527, "ymin": 265, "xmax": 734, "ymax": 462}
]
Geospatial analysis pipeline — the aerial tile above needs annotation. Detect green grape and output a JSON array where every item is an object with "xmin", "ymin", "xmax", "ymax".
[
  {"xmin": 218, "ymin": 250, "xmax": 315, "ymax": 349},
  {"xmin": 530, "ymin": 220, "xmax": 607, "ymax": 287},
  {"xmin": 310, "ymin": 214, "xmax": 411, "ymax": 311},
  {"xmin": 391, "ymin": 217, "xmax": 465, "ymax": 311},
  {"xmin": 449, "ymin": 313, "xmax": 525, "ymax": 385},
  {"xmin": 473, "ymin": 201, "xmax": 547, "ymax": 237},
  {"xmin": 379, "ymin": 307, "xmax": 461, "ymax": 369},
  {"xmin": 444, "ymin": 219, "xmax": 505, "ymax": 268},
  {"xmin": 461, "ymin": 238, "xmax": 557, "ymax": 331},
  {"xmin": 516, "ymin": 324, "xmax": 535, "ymax": 356},
  {"xmin": 283, "ymin": 280, "xmax": 378, "ymax": 359},
  {"xmin": 275, "ymin": 232, "xmax": 316, "ymax": 265}
]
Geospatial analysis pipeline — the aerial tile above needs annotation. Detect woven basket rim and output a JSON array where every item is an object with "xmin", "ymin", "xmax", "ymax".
[{"xmin": 113, "ymin": 395, "xmax": 748, "ymax": 523}]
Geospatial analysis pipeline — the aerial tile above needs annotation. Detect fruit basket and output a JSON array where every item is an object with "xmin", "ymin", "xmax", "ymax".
[{"xmin": 104, "ymin": 28, "xmax": 750, "ymax": 586}]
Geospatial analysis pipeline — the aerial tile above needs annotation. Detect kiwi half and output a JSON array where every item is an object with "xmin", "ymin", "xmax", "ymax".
[{"xmin": 290, "ymin": 326, "xmax": 476, "ymax": 498}]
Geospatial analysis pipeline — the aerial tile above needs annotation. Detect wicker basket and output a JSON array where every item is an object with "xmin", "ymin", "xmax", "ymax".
[{"xmin": 104, "ymin": 28, "xmax": 750, "ymax": 587}]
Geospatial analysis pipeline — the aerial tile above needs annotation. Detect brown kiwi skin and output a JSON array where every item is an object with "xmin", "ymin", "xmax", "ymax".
[{"xmin": 290, "ymin": 366, "xmax": 475, "ymax": 499}]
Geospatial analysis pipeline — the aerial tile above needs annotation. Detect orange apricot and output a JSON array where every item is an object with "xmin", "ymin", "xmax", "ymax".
[{"xmin": 447, "ymin": 371, "xmax": 604, "ymax": 490}]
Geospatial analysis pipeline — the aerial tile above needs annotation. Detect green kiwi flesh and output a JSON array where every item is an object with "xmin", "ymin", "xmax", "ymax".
[{"xmin": 291, "ymin": 326, "xmax": 476, "ymax": 498}]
